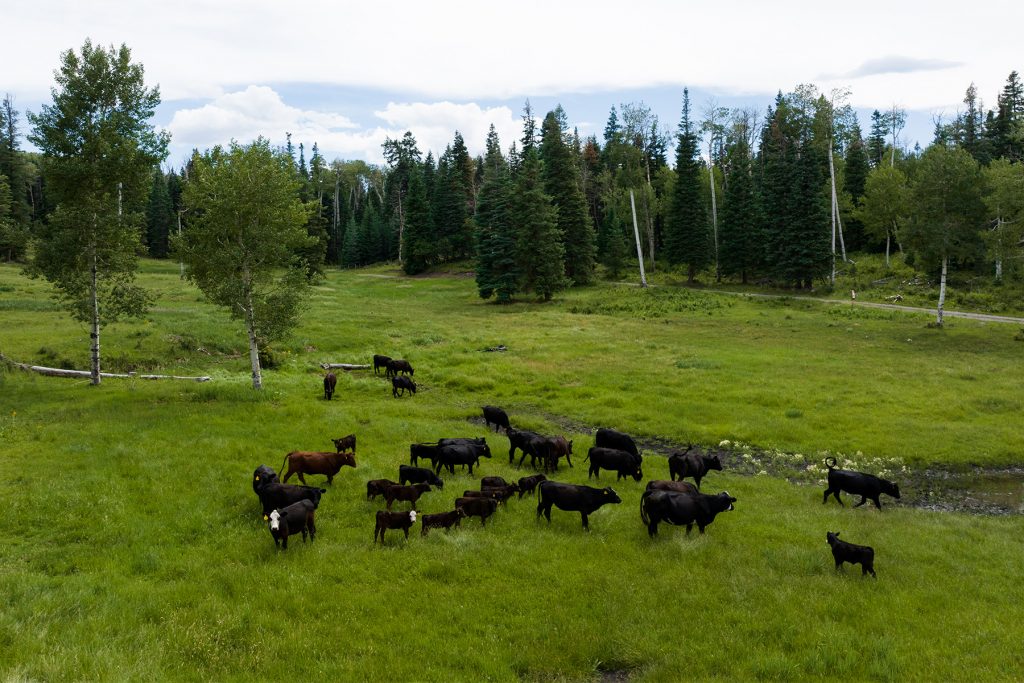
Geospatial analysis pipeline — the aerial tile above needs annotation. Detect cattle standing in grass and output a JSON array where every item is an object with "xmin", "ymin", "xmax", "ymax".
[
  {"xmin": 595, "ymin": 428, "xmax": 640, "ymax": 459},
  {"xmin": 481, "ymin": 484, "xmax": 518, "ymax": 504},
  {"xmin": 586, "ymin": 446, "xmax": 643, "ymax": 482},
  {"xmin": 823, "ymin": 457, "xmax": 900, "ymax": 509},
  {"xmin": 668, "ymin": 447, "xmax": 723, "ymax": 489},
  {"xmin": 373, "ymin": 354, "xmax": 392, "ymax": 376},
  {"xmin": 399, "ymin": 465, "xmax": 444, "ymax": 489},
  {"xmin": 331, "ymin": 434, "xmax": 356, "ymax": 454},
  {"xmin": 826, "ymin": 531, "xmax": 877, "ymax": 577},
  {"xmin": 536, "ymin": 481, "xmax": 622, "ymax": 530},
  {"xmin": 384, "ymin": 483, "xmax": 432, "ymax": 510},
  {"xmin": 256, "ymin": 482, "xmax": 326, "ymax": 516},
  {"xmin": 252, "ymin": 465, "xmax": 280, "ymax": 494},
  {"xmin": 266, "ymin": 499, "xmax": 316, "ymax": 549},
  {"xmin": 323, "ymin": 372, "xmax": 337, "ymax": 400},
  {"xmin": 436, "ymin": 443, "xmax": 491, "ymax": 475},
  {"xmin": 640, "ymin": 490, "xmax": 736, "ymax": 537},
  {"xmin": 455, "ymin": 496, "xmax": 499, "ymax": 526},
  {"xmin": 374, "ymin": 510, "xmax": 417, "ymax": 543},
  {"xmin": 481, "ymin": 476, "xmax": 516, "ymax": 491},
  {"xmin": 281, "ymin": 451, "xmax": 357, "ymax": 485},
  {"xmin": 544, "ymin": 436, "xmax": 574, "ymax": 471},
  {"xmin": 421, "ymin": 508, "xmax": 467, "ymax": 536},
  {"xmin": 386, "ymin": 359, "xmax": 414, "ymax": 377},
  {"xmin": 645, "ymin": 479, "xmax": 699, "ymax": 495},
  {"xmin": 392, "ymin": 375, "xmax": 417, "ymax": 397},
  {"xmin": 482, "ymin": 405, "xmax": 511, "ymax": 433},
  {"xmin": 410, "ymin": 443, "xmax": 440, "ymax": 467},
  {"xmin": 366, "ymin": 479, "xmax": 399, "ymax": 501},
  {"xmin": 507, "ymin": 429, "xmax": 542, "ymax": 465},
  {"xmin": 517, "ymin": 474, "xmax": 547, "ymax": 498}
]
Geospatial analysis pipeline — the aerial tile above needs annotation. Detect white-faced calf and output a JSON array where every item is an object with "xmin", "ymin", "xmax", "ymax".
[{"xmin": 266, "ymin": 499, "xmax": 316, "ymax": 550}]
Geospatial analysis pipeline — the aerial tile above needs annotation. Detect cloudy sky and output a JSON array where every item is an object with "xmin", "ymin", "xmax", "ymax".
[{"xmin": 4, "ymin": 0, "xmax": 1021, "ymax": 167}]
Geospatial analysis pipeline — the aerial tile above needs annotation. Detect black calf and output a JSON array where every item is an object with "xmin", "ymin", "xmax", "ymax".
[{"xmin": 826, "ymin": 531, "xmax": 876, "ymax": 578}]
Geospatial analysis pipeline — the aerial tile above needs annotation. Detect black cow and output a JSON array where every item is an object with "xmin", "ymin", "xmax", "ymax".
[
  {"xmin": 399, "ymin": 465, "xmax": 444, "ymax": 489},
  {"xmin": 507, "ymin": 428, "xmax": 542, "ymax": 465},
  {"xmin": 517, "ymin": 474, "xmax": 547, "ymax": 498},
  {"xmin": 640, "ymin": 490, "xmax": 736, "ymax": 537},
  {"xmin": 586, "ymin": 446, "xmax": 643, "ymax": 481},
  {"xmin": 536, "ymin": 481, "xmax": 622, "ymax": 530},
  {"xmin": 595, "ymin": 428, "xmax": 640, "ymax": 459},
  {"xmin": 331, "ymin": 433, "xmax": 356, "ymax": 454},
  {"xmin": 826, "ymin": 531, "xmax": 877, "ymax": 577},
  {"xmin": 437, "ymin": 437, "xmax": 488, "ymax": 449},
  {"xmin": 256, "ymin": 482, "xmax": 326, "ymax": 516},
  {"xmin": 482, "ymin": 405, "xmax": 511, "ymax": 433},
  {"xmin": 323, "ymin": 372, "xmax": 337, "ymax": 400},
  {"xmin": 481, "ymin": 476, "xmax": 516, "ymax": 490},
  {"xmin": 410, "ymin": 443, "xmax": 440, "ymax": 467},
  {"xmin": 515, "ymin": 434, "xmax": 553, "ymax": 469},
  {"xmin": 436, "ymin": 444, "xmax": 489, "ymax": 475},
  {"xmin": 374, "ymin": 510, "xmax": 416, "ymax": 543},
  {"xmin": 252, "ymin": 464, "xmax": 279, "ymax": 494},
  {"xmin": 266, "ymin": 499, "xmax": 316, "ymax": 549},
  {"xmin": 823, "ymin": 457, "xmax": 901, "ymax": 509},
  {"xmin": 645, "ymin": 479, "xmax": 699, "ymax": 495},
  {"xmin": 366, "ymin": 478, "xmax": 398, "ymax": 501},
  {"xmin": 384, "ymin": 483, "xmax": 432, "ymax": 510},
  {"xmin": 420, "ymin": 508, "xmax": 467, "ymax": 536},
  {"xmin": 668, "ymin": 447, "xmax": 722, "ymax": 489},
  {"xmin": 392, "ymin": 375, "xmax": 417, "ymax": 397},
  {"xmin": 481, "ymin": 484, "xmax": 518, "ymax": 504},
  {"xmin": 455, "ymin": 496, "xmax": 499, "ymax": 526},
  {"xmin": 373, "ymin": 354, "xmax": 392, "ymax": 376},
  {"xmin": 386, "ymin": 359, "xmax": 414, "ymax": 377}
]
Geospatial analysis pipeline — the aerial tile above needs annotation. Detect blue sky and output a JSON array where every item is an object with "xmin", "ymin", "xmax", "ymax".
[{"xmin": 5, "ymin": 0, "xmax": 1021, "ymax": 168}]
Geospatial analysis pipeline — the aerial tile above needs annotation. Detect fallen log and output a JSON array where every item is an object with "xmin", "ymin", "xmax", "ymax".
[
  {"xmin": 320, "ymin": 363, "xmax": 372, "ymax": 371},
  {"xmin": 1, "ymin": 354, "xmax": 211, "ymax": 381}
]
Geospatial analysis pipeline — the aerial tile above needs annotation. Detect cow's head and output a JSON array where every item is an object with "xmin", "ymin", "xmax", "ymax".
[
  {"xmin": 826, "ymin": 531, "xmax": 840, "ymax": 546},
  {"xmin": 480, "ymin": 442, "xmax": 492, "ymax": 458},
  {"xmin": 717, "ymin": 491, "xmax": 736, "ymax": 511},
  {"xmin": 340, "ymin": 453, "xmax": 357, "ymax": 468},
  {"xmin": 631, "ymin": 466, "xmax": 644, "ymax": 482},
  {"xmin": 706, "ymin": 454, "xmax": 724, "ymax": 471},
  {"xmin": 268, "ymin": 510, "xmax": 282, "ymax": 532},
  {"xmin": 408, "ymin": 510, "xmax": 417, "ymax": 523},
  {"xmin": 883, "ymin": 480, "xmax": 901, "ymax": 499},
  {"xmin": 603, "ymin": 488, "xmax": 623, "ymax": 504}
]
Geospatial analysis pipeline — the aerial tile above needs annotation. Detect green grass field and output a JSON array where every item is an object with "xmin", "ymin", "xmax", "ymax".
[{"xmin": 2, "ymin": 260, "xmax": 1023, "ymax": 681}]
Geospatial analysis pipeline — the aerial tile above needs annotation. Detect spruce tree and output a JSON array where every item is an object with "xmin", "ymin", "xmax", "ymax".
[
  {"xmin": 513, "ymin": 147, "xmax": 565, "ymax": 300},
  {"xmin": 401, "ymin": 164, "xmax": 432, "ymax": 275},
  {"xmin": 718, "ymin": 136, "xmax": 760, "ymax": 283},
  {"xmin": 540, "ymin": 107, "xmax": 597, "ymax": 285},
  {"xmin": 868, "ymin": 109, "xmax": 887, "ymax": 167},
  {"xmin": 0, "ymin": 95, "xmax": 31, "ymax": 253},
  {"xmin": 475, "ymin": 125, "xmax": 519, "ymax": 301},
  {"xmin": 339, "ymin": 216, "xmax": 361, "ymax": 267},
  {"xmin": 843, "ymin": 120, "xmax": 870, "ymax": 250},
  {"xmin": 664, "ymin": 89, "xmax": 709, "ymax": 282},
  {"xmin": 145, "ymin": 167, "xmax": 174, "ymax": 257}
]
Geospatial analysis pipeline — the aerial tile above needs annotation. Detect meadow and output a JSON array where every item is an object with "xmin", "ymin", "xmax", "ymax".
[{"xmin": 1, "ymin": 259, "xmax": 1023, "ymax": 681}]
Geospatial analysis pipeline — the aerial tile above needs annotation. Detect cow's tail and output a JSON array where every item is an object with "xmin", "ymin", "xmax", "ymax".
[
  {"xmin": 640, "ymin": 490, "xmax": 652, "ymax": 525},
  {"xmin": 824, "ymin": 456, "xmax": 838, "ymax": 470},
  {"xmin": 281, "ymin": 452, "xmax": 291, "ymax": 477}
]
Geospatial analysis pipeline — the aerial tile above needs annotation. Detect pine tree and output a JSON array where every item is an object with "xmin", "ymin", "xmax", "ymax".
[
  {"xmin": 664, "ymin": 89, "xmax": 709, "ymax": 282},
  {"xmin": 540, "ymin": 107, "xmax": 597, "ymax": 285},
  {"xmin": 868, "ymin": 109, "xmax": 887, "ymax": 167},
  {"xmin": 475, "ymin": 125, "xmax": 519, "ymax": 301},
  {"xmin": 145, "ymin": 167, "xmax": 174, "ymax": 257},
  {"xmin": 991, "ymin": 71, "xmax": 1024, "ymax": 161},
  {"xmin": 843, "ymin": 119, "xmax": 870, "ymax": 250},
  {"xmin": 432, "ymin": 148, "xmax": 464, "ymax": 262},
  {"xmin": 513, "ymin": 147, "xmax": 565, "ymax": 300},
  {"xmin": 718, "ymin": 136, "xmax": 760, "ymax": 283},
  {"xmin": 401, "ymin": 164, "xmax": 432, "ymax": 275},
  {"xmin": 0, "ymin": 95, "xmax": 31, "ymax": 247}
]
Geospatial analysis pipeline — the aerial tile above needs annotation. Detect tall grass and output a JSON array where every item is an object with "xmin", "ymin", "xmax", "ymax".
[{"xmin": 1, "ymin": 260, "xmax": 1023, "ymax": 680}]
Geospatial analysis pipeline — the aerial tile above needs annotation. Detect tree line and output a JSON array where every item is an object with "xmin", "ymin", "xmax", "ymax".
[{"xmin": 4, "ymin": 40, "xmax": 1023, "ymax": 385}]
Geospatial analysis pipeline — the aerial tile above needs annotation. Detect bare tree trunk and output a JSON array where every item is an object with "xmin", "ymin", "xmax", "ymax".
[
  {"xmin": 630, "ymin": 190, "xmax": 647, "ymax": 288},
  {"xmin": 244, "ymin": 289, "xmax": 262, "ymax": 389},
  {"xmin": 90, "ymin": 245, "xmax": 101, "ymax": 386},
  {"xmin": 936, "ymin": 255, "xmax": 948, "ymax": 326},
  {"xmin": 709, "ymin": 156, "xmax": 720, "ymax": 281},
  {"xmin": 885, "ymin": 232, "xmax": 891, "ymax": 268},
  {"xmin": 333, "ymin": 177, "xmax": 340, "ymax": 264}
]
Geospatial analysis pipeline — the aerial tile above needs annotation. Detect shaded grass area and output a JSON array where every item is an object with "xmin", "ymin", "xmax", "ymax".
[{"xmin": 2, "ymin": 260, "xmax": 1024, "ymax": 679}]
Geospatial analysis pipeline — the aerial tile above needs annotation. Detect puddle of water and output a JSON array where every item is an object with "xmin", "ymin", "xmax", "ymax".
[{"xmin": 924, "ymin": 471, "xmax": 1024, "ymax": 513}]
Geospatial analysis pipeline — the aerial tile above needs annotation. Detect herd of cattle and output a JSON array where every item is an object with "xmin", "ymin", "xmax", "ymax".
[{"xmin": 253, "ymin": 391, "xmax": 900, "ymax": 577}]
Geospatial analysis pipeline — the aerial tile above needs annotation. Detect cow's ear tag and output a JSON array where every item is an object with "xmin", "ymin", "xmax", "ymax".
[
  {"xmin": 255, "ymin": 475, "xmax": 260, "ymax": 481},
  {"xmin": 263, "ymin": 515, "xmax": 268, "ymax": 521}
]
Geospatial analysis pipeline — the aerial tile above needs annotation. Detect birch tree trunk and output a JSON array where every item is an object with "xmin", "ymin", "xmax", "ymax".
[
  {"xmin": 90, "ymin": 244, "xmax": 101, "ymax": 386},
  {"xmin": 244, "ymin": 288, "xmax": 262, "ymax": 389},
  {"xmin": 885, "ymin": 232, "xmax": 891, "ymax": 268},
  {"xmin": 630, "ymin": 190, "xmax": 647, "ymax": 287},
  {"xmin": 936, "ymin": 255, "xmax": 948, "ymax": 326}
]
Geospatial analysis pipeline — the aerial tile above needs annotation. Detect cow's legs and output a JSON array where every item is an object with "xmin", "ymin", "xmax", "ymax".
[
  {"xmin": 580, "ymin": 513, "xmax": 589, "ymax": 530},
  {"xmin": 298, "ymin": 472, "xmax": 308, "ymax": 485},
  {"xmin": 871, "ymin": 496, "xmax": 882, "ymax": 510},
  {"xmin": 854, "ymin": 496, "xmax": 867, "ymax": 508}
]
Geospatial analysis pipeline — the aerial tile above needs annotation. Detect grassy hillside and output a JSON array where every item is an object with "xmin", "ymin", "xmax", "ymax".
[{"xmin": 1, "ymin": 260, "xmax": 1023, "ymax": 681}]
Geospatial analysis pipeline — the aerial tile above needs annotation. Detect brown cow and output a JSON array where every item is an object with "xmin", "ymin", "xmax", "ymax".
[
  {"xmin": 282, "ymin": 451, "xmax": 357, "ymax": 485},
  {"xmin": 645, "ymin": 479, "xmax": 699, "ymax": 495},
  {"xmin": 323, "ymin": 372, "xmax": 337, "ymax": 400},
  {"xmin": 366, "ymin": 478, "xmax": 399, "ymax": 501},
  {"xmin": 544, "ymin": 436, "xmax": 574, "ymax": 471},
  {"xmin": 517, "ymin": 473, "xmax": 547, "ymax": 498},
  {"xmin": 384, "ymin": 483, "xmax": 432, "ymax": 510}
]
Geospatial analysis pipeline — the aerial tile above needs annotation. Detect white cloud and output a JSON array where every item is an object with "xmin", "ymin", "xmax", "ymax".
[{"xmin": 166, "ymin": 88, "xmax": 520, "ymax": 165}]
